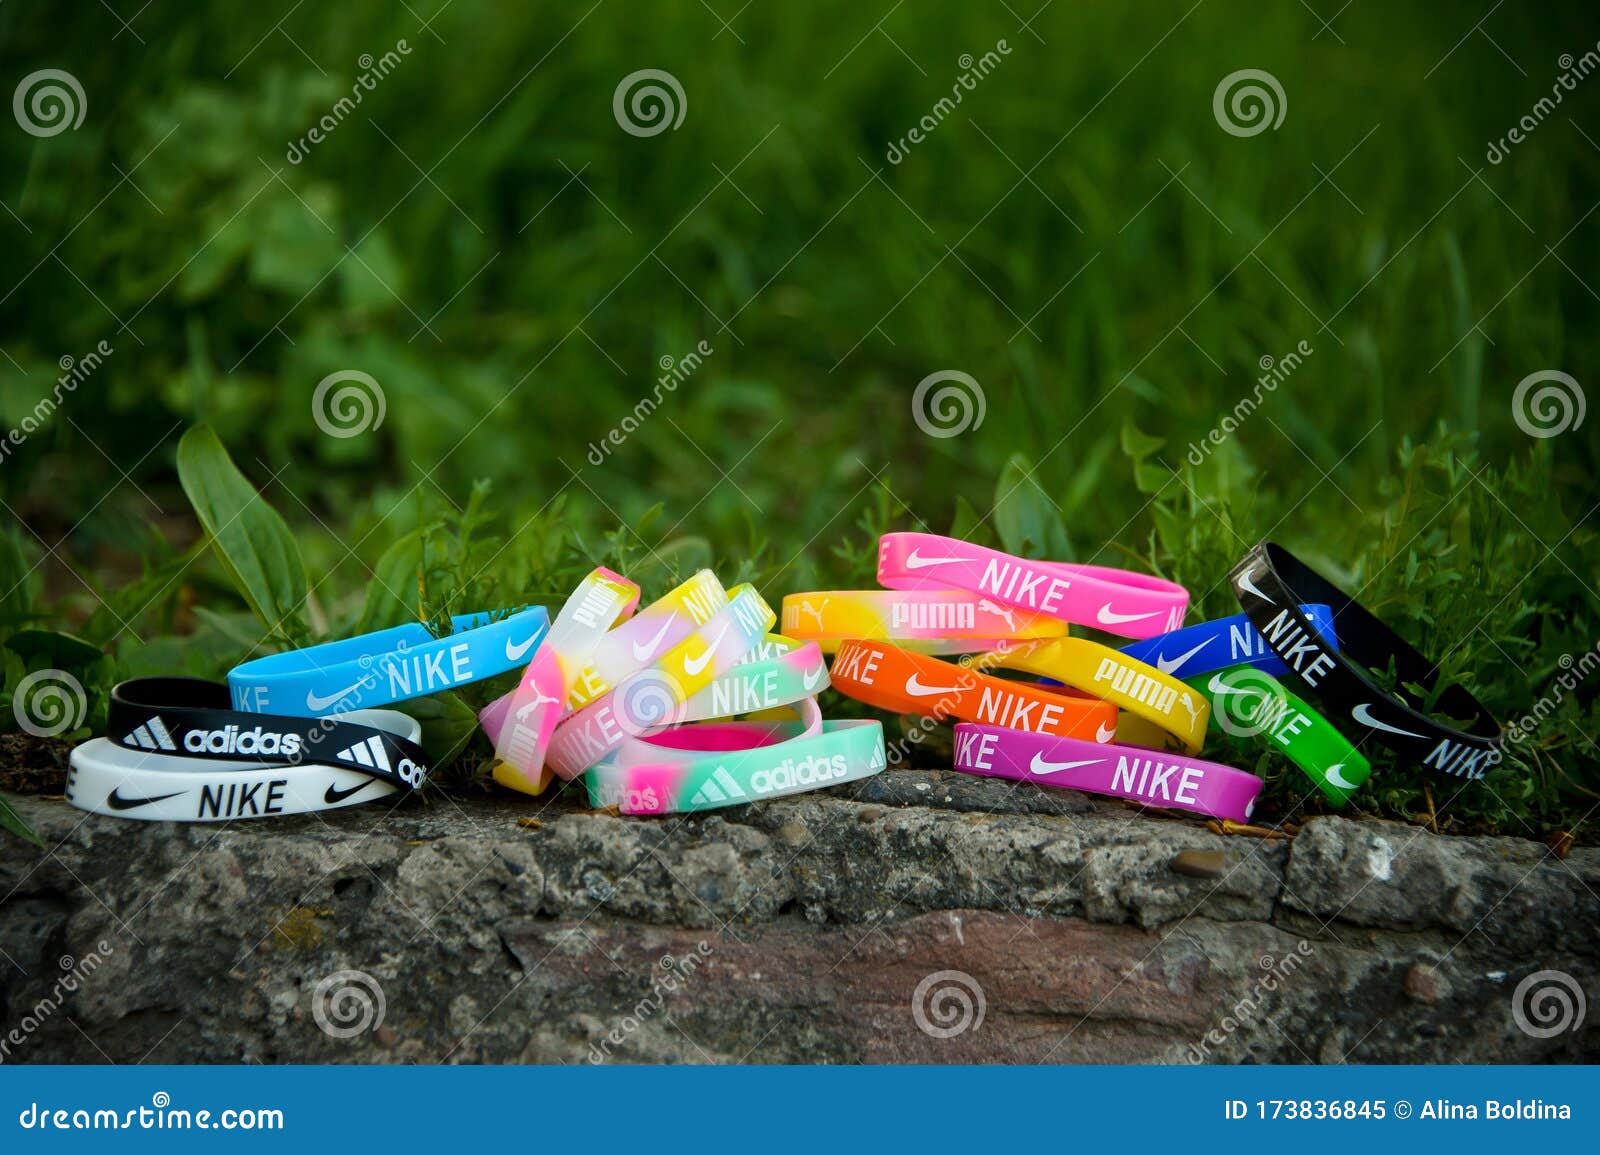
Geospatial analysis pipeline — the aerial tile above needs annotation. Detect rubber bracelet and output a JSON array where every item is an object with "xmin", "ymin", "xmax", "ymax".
[
  {"xmin": 107, "ymin": 677, "xmax": 430, "ymax": 791},
  {"xmin": 669, "ymin": 635, "xmax": 829, "ymax": 724},
  {"xmin": 543, "ymin": 584, "xmax": 776, "ymax": 780},
  {"xmin": 227, "ymin": 605, "xmax": 551, "ymax": 716},
  {"xmin": 781, "ymin": 589, "xmax": 1067, "ymax": 654},
  {"xmin": 876, "ymin": 532, "xmax": 1189, "ymax": 639},
  {"xmin": 66, "ymin": 710, "xmax": 423, "ymax": 822},
  {"xmin": 1188, "ymin": 666, "xmax": 1371, "ymax": 807},
  {"xmin": 980, "ymin": 638, "xmax": 1209, "ymax": 754},
  {"xmin": 587, "ymin": 718, "xmax": 887, "ymax": 814},
  {"xmin": 572, "ymin": 569, "xmax": 727, "ymax": 708},
  {"xmin": 487, "ymin": 568, "xmax": 639, "ymax": 794},
  {"xmin": 1118, "ymin": 605, "xmax": 1339, "ymax": 680},
  {"xmin": 1230, "ymin": 541, "xmax": 1503, "ymax": 777},
  {"xmin": 952, "ymin": 723, "xmax": 1262, "ymax": 821},
  {"xmin": 828, "ymin": 639, "xmax": 1118, "ymax": 741}
]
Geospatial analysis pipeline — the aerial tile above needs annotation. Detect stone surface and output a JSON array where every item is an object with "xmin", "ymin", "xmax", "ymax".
[{"xmin": 1, "ymin": 770, "xmax": 1596, "ymax": 1064}]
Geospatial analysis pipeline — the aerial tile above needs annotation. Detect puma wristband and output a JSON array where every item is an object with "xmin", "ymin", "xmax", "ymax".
[{"xmin": 780, "ymin": 589, "xmax": 1066, "ymax": 654}]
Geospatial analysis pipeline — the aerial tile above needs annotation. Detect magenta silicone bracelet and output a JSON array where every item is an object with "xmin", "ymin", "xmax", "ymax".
[
  {"xmin": 877, "ymin": 532, "xmax": 1189, "ymax": 639},
  {"xmin": 952, "ymin": 722, "xmax": 1262, "ymax": 821}
]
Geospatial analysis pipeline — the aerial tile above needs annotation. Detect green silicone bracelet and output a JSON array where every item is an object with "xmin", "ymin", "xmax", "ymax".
[{"xmin": 1188, "ymin": 666, "xmax": 1371, "ymax": 807}]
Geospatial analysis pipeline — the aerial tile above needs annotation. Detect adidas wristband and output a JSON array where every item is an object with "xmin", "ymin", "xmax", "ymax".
[{"xmin": 107, "ymin": 677, "xmax": 431, "ymax": 791}]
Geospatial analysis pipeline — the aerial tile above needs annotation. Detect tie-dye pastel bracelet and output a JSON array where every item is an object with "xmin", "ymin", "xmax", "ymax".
[
  {"xmin": 1188, "ymin": 666, "xmax": 1371, "ymax": 807},
  {"xmin": 780, "ymin": 589, "xmax": 1066, "ymax": 654},
  {"xmin": 589, "ymin": 715, "xmax": 886, "ymax": 815},
  {"xmin": 953, "ymin": 722, "xmax": 1262, "ymax": 822},
  {"xmin": 877, "ymin": 532, "xmax": 1189, "ymax": 639},
  {"xmin": 485, "ymin": 568, "xmax": 640, "ymax": 795},
  {"xmin": 542, "ymin": 584, "xmax": 776, "ymax": 780},
  {"xmin": 828, "ymin": 638, "xmax": 1117, "ymax": 741},
  {"xmin": 980, "ymin": 637, "xmax": 1209, "ymax": 754}
]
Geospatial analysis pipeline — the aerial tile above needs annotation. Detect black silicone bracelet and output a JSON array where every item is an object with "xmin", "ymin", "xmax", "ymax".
[
  {"xmin": 106, "ymin": 677, "xmax": 431, "ymax": 791},
  {"xmin": 1228, "ymin": 542, "xmax": 1502, "ymax": 778}
]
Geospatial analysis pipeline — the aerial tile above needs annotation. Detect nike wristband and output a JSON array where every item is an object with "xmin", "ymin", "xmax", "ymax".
[
  {"xmin": 1230, "ymin": 542, "xmax": 1503, "ymax": 777},
  {"xmin": 66, "ymin": 711, "xmax": 424, "ymax": 822},
  {"xmin": 227, "ymin": 605, "xmax": 551, "ymax": 717},
  {"xmin": 487, "ymin": 568, "xmax": 639, "ymax": 795},
  {"xmin": 979, "ymin": 638, "xmax": 1209, "ymax": 754},
  {"xmin": 587, "ymin": 718, "xmax": 887, "ymax": 815},
  {"xmin": 780, "ymin": 589, "xmax": 1066, "ymax": 654},
  {"xmin": 876, "ymin": 532, "xmax": 1189, "ymax": 639},
  {"xmin": 107, "ymin": 677, "xmax": 431, "ymax": 792},
  {"xmin": 953, "ymin": 722, "xmax": 1263, "ymax": 822},
  {"xmin": 828, "ymin": 639, "xmax": 1118, "ymax": 741},
  {"xmin": 1117, "ymin": 605, "xmax": 1339, "ymax": 680},
  {"xmin": 1188, "ymin": 666, "xmax": 1371, "ymax": 807}
]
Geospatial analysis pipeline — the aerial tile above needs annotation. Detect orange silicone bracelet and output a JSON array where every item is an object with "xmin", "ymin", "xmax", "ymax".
[{"xmin": 828, "ymin": 639, "xmax": 1118, "ymax": 741}]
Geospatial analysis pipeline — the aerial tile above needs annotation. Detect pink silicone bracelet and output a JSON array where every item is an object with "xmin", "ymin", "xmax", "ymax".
[
  {"xmin": 952, "ymin": 722, "xmax": 1262, "ymax": 821},
  {"xmin": 877, "ymin": 532, "xmax": 1189, "ymax": 640},
  {"xmin": 615, "ymin": 697, "xmax": 825, "ymax": 761}
]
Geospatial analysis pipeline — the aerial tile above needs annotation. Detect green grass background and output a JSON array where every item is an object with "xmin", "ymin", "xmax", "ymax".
[{"xmin": 1, "ymin": 1, "xmax": 1597, "ymax": 837}]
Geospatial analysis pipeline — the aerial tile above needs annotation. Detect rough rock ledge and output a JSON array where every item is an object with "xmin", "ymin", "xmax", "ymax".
[{"xmin": 2, "ymin": 770, "xmax": 1596, "ymax": 1063}]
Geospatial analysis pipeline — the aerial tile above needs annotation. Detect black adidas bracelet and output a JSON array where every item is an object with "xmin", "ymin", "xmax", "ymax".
[
  {"xmin": 107, "ymin": 677, "xmax": 431, "ymax": 790},
  {"xmin": 1228, "ymin": 543, "xmax": 1502, "ymax": 778}
]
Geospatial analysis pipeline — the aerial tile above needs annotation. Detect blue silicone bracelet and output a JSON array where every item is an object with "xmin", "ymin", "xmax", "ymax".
[
  {"xmin": 228, "ymin": 606, "xmax": 551, "ymax": 717},
  {"xmin": 1116, "ymin": 604, "xmax": 1338, "ymax": 681}
]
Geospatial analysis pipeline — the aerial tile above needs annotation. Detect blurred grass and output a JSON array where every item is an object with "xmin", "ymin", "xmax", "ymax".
[{"xmin": 1, "ymin": 0, "xmax": 1597, "ymax": 835}]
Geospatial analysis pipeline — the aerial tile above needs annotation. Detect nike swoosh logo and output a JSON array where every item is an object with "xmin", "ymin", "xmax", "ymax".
[
  {"xmin": 631, "ymin": 615, "xmax": 676, "ymax": 662},
  {"xmin": 324, "ymin": 779, "xmax": 374, "ymax": 804},
  {"xmin": 1096, "ymin": 603, "xmax": 1161, "ymax": 626},
  {"xmin": 802, "ymin": 665, "xmax": 825, "ymax": 691},
  {"xmin": 106, "ymin": 788, "xmax": 184, "ymax": 811},
  {"xmin": 903, "ymin": 549, "xmax": 975, "ymax": 570},
  {"xmin": 505, "ymin": 633, "xmax": 541, "ymax": 662},
  {"xmin": 1324, "ymin": 762, "xmax": 1362, "ymax": 791},
  {"xmin": 1029, "ymin": 752, "xmax": 1103, "ymax": 775},
  {"xmin": 1350, "ymin": 702, "xmax": 1426, "ymax": 739},
  {"xmin": 1235, "ymin": 566, "xmax": 1275, "ymax": 605},
  {"xmin": 1206, "ymin": 674, "xmax": 1259, "ymax": 697},
  {"xmin": 904, "ymin": 673, "xmax": 964, "ymax": 697},
  {"xmin": 305, "ymin": 678, "xmax": 368, "ymax": 713},
  {"xmin": 1154, "ymin": 637, "xmax": 1212, "ymax": 675},
  {"xmin": 682, "ymin": 625, "xmax": 729, "ymax": 676},
  {"xmin": 1095, "ymin": 722, "xmax": 1116, "ymax": 743}
]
